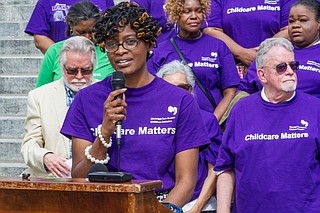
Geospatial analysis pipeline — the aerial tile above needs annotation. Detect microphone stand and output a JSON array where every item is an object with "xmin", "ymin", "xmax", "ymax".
[{"xmin": 116, "ymin": 122, "xmax": 122, "ymax": 172}]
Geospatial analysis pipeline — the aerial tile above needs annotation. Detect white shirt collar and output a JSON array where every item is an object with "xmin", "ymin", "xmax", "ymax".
[{"xmin": 261, "ymin": 87, "xmax": 295, "ymax": 102}]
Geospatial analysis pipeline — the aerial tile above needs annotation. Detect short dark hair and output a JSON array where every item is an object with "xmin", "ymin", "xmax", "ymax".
[
  {"xmin": 292, "ymin": 0, "xmax": 320, "ymax": 20},
  {"xmin": 66, "ymin": 1, "xmax": 101, "ymax": 36},
  {"xmin": 93, "ymin": 2, "xmax": 161, "ymax": 51}
]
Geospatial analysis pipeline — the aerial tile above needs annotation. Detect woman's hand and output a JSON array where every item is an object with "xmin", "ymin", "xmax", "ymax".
[
  {"xmin": 236, "ymin": 47, "xmax": 259, "ymax": 67},
  {"xmin": 101, "ymin": 88, "xmax": 127, "ymax": 138}
]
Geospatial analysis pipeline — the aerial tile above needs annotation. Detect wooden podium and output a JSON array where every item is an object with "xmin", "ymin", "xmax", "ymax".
[{"xmin": 0, "ymin": 177, "xmax": 171, "ymax": 213}]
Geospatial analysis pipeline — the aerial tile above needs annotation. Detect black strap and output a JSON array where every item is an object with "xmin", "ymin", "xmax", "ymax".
[{"xmin": 170, "ymin": 37, "xmax": 217, "ymax": 109}]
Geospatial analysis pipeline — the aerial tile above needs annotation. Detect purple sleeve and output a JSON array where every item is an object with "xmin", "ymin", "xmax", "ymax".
[
  {"xmin": 175, "ymin": 96, "xmax": 211, "ymax": 153},
  {"xmin": 220, "ymin": 43, "xmax": 240, "ymax": 90},
  {"xmin": 106, "ymin": 0, "xmax": 114, "ymax": 8},
  {"xmin": 280, "ymin": 0, "xmax": 296, "ymax": 28},
  {"xmin": 206, "ymin": 0, "xmax": 222, "ymax": 28},
  {"xmin": 91, "ymin": 0, "xmax": 114, "ymax": 11},
  {"xmin": 130, "ymin": 0, "xmax": 150, "ymax": 11},
  {"xmin": 214, "ymin": 107, "xmax": 237, "ymax": 172},
  {"xmin": 25, "ymin": 0, "xmax": 50, "ymax": 37},
  {"xmin": 237, "ymin": 60, "xmax": 262, "ymax": 94},
  {"xmin": 203, "ymin": 114, "xmax": 222, "ymax": 165},
  {"xmin": 147, "ymin": 47, "xmax": 164, "ymax": 75}
]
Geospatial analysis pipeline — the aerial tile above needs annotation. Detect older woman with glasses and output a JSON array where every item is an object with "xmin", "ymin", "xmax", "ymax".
[
  {"xmin": 35, "ymin": 0, "xmax": 114, "ymax": 88},
  {"xmin": 157, "ymin": 60, "xmax": 222, "ymax": 212},
  {"xmin": 61, "ymin": 2, "xmax": 210, "ymax": 209}
]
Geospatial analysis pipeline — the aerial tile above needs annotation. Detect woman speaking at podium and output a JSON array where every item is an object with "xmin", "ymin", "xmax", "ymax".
[{"xmin": 61, "ymin": 2, "xmax": 210, "ymax": 209}]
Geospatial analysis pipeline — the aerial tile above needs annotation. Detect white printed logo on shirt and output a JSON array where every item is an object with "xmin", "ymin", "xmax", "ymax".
[
  {"xmin": 52, "ymin": 3, "xmax": 68, "ymax": 22},
  {"xmin": 289, "ymin": 120, "xmax": 308, "ymax": 131},
  {"xmin": 265, "ymin": 0, "xmax": 279, "ymax": 4},
  {"xmin": 168, "ymin": 106, "xmax": 177, "ymax": 115}
]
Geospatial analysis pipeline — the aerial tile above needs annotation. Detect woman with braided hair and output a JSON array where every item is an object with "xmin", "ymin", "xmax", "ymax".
[{"xmin": 61, "ymin": 2, "xmax": 210, "ymax": 209}]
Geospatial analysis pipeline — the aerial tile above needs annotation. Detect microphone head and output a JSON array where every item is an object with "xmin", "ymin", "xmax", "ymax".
[
  {"xmin": 87, "ymin": 163, "xmax": 108, "ymax": 177},
  {"xmin": 111, "ymin": 71, "xmax": 125, "ymax": 90}
]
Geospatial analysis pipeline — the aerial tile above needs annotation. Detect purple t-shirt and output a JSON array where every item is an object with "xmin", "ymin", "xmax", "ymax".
[
  {"xmin": 130, "ymin": 0, "xmax": 175, "ymax": 44},
  {"xmin": 215, "ymin": 92, "xmax": 320, "ymax": 212},
  {"xmin": 25, "ymin": 0, "xmax": 114, "ymax": 42},
  {"xmin": 148, "ymin": 34, "xmax": 240, "ymax": 113},
  {"xmin": 201, "ymin": 110, "xmax": 222, "ymax": 166},
  {"xmin": 238, "ymin": 43, "xmax": 320, "ymax": 98},
  {"xmin": 61, "ymin": 76, "xmax": 210, "ymax": 199},
  {"xmin": 195, "ymin": 110, "xmax": 222, "ymax": 197},
  {"xmin": 207, "ymin": 0, "xmax": 295, "ymax": 48}
]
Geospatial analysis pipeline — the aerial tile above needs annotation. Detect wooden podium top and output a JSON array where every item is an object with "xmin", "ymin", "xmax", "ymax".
[
  {"xmin": 0, "ymin": 176, "xmax": 163, "ymax": 193},
  {"xmin": 0, "ymin": 177, "xmax": 171, "ymax": 213}
]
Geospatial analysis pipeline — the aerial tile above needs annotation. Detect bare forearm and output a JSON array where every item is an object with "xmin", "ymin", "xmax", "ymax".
[
  {"xmin": 203, "ymin": 28, "xmax": 242, "ymax": 56},
  {"xmin": 165, "ymin": 148, "xmax": 199, "ymax": 207},
  {"xmin": 72, "ymin": 137, "xmax": 108, "ymax": 178},
  {"xmin": 72, "ymin": 155, "xmax": 96, "ymax": 178},
  {"xmin": 214, "ymin": 88, "xmax": 236, "ymax": 121},
  {"xmin": 203, "ymin": 28, "xmax": 244, "ymax": 60},
  {"xmin": 33, "ymin": 35, "xmax": 55, "ymax": 54},
  {"xmin": 272, "ymin": 26, "xmax": 289, "ymax": 40},
  {"xmin": 189, "ymin": 164, "xmax": 217, "ymax": 212},
  {"xmin": 165, "ymin": 181, "xmax": 195, "ymax": 207},
  {"xmin": 216, "ymin": 170, "xmax": 235, "ymax": 213},
  {"xmin": 204, "ymin": 27, "xmax": 258, "ymax": 66}
]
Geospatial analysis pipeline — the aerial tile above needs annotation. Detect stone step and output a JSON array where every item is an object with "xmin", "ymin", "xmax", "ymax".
[
  {"xmin": 0, "ymin": 39, "xmax": 40, "ymax": 55},
  {"xmin": 0, "ymin": 21, "xmax": 30, "ymax": 39},
  {"xmin": 0, "ymin": 55, "xmax": 42, "ymax": 75},
  {"xmin": 0, "ymin": 5, "xmax": 34, "ymax": 22},
  {"xmin": 0, "ymin": 139, "xmax": 22, "ymax": 162},
  {"xmin": 0, "ymin": 0, "xmax": 47, "ymax": 178},
  {"xmin": 0, "ymin": 162, "xmax": 26, "ymax": 177},
  {"xmin": 0, "ymin": 117, "xmax": 25, "ymax": 139},
  {"xmin": 0, "ymin": 95, "xmax": 27, "ymax": 117},
  {"xmin": 0, "ymin": 75, "xmax": 36, "ymax": 94},
  {"xmin": 0, "ymin": 0, "xmax": 37, "ymax": 5}
]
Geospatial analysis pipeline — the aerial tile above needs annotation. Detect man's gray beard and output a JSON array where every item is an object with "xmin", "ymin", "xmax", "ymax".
[
  {"xmin": 63, "ymin": 75, "xmax": 92, "ymax": 93},
  {"xmin": 281, "ymin": 81, "xmax": 297, "ymax": 92}
]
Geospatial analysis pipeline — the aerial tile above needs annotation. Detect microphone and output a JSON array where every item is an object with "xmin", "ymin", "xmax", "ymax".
[
  {"xmin": 111, "ymin": 71, "xmax": 125, "ymax": 99},
  {"xmin": 111, "ymin": 71, "xmax": 126, "ymax": 173},
  {"xmin": 87, "ymin": 163, "xmax": 132, "ymax": 183},
  {"xmin": 111, "ymin": 71, "xmax": 125, "ymax": 141}
]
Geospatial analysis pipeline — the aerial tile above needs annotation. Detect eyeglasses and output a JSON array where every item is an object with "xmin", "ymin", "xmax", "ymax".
[
  {"xmin": 105, "ymin": 39, "xmax": 139, "ymax": 52},
  {"xmin": 263, "ymin": 61, "xmax": 299, "ymax": 75},
  {"xmin": 64, "ymin": 65, "xmax": 93, "ymax": 76},
  {"xmin": 177, "ymin": 83, "xmax": 192, "ymax": 91}
]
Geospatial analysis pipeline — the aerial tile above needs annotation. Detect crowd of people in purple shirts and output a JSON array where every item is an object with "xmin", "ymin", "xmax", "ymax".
[{"xmin": 22, "ymin": 0, "xmax": 320, "ymax": 212}]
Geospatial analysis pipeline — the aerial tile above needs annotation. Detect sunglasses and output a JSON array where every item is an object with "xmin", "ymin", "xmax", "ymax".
[
  {"xmin": 177, "ymin": 83, "xmax": 192, "ymax": 91},
  {"xmin": 64, "ymin": 65, "xmax": 93, "ymax": 76},
  {"xmin": 263, "ymin": 61, "xmax": 299, "ymax": 75}
]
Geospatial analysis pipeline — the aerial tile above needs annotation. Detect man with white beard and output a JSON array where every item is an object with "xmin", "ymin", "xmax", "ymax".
[
  {"xmin": 215, "ymin": 38, "xmax": 320, "ymax": 213},
  {"xmin": 21, "ymin": 36, "xmax": 99, "ymax": 178}
]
